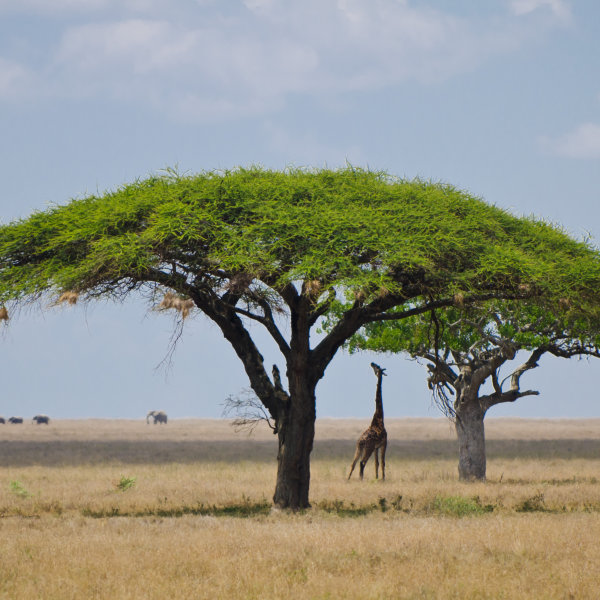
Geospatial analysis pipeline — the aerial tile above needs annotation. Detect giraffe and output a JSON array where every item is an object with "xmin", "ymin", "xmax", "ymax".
[{"xmin": 348, "ymin": 362, "xmax": 388, "ymax": 480}]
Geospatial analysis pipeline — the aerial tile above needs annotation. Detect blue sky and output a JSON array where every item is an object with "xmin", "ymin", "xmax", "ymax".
[{"xmin": 1, "ymin": 0, "xmax": 599, "ymax": 419}]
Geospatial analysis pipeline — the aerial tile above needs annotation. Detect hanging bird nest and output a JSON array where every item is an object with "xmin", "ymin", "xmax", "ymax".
[
  {"xmin": 303, "ymin": 279, "xmax": 322, "ymax": 298},
  {"xmin": 57, "ymin": 291, "xmax": 79, "ymax": 305},
  {"xmin": 0, "ymin": 307, "xmax": 8, "ymax": 321},
  {"xmin": 158, "ymin": 292, "xmax": 195, "ymax": 319},
  {"xmin": 225, "ymin": 272, "xmax": 254, "ymax": 295},
  {"xmin": 377, "ymin": 286, "xmax": 391, "ymax": 298},
  {"xmin": 353, "ymin": 289, "xmax": 367, "ymax": 302},
  {"xmin": 453, "ymin": 292, "xmax": 465, "ymax": 308}
]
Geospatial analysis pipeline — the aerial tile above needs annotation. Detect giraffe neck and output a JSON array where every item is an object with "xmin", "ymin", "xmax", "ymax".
[{"xmin": 370, "ymin": 373, "xmax": 384, "ymax": 427}]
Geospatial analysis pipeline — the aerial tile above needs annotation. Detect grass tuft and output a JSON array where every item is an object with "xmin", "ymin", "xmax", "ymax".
[
  {"xmin": 516, "ymin": 493, "xmax": 549, "ymax": 513},
  {"xmin": 429, "ymin": 495, "xmax": 494, "ymax": 517},
  {"xmin": 316, "ymin": 499, "xmax": 371, "ymax": 517}
]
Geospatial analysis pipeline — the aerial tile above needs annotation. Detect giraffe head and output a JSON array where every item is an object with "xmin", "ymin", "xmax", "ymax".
[{"xmin": 370, "ymin": 362, "xmax": 386, "ymax": 377}]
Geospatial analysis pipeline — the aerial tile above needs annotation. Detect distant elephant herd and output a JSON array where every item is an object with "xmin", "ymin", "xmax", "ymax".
[
  {"xmin": 0, "ymin": 415, "xmax": 50, "ymax": 424},
  {"xmin": 0, "ymin": 412, "xmax": 169, "ymax": 424}
]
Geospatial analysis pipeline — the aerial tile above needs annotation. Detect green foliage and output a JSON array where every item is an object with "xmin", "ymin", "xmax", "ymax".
[
  {"xmin": 346, "ymin": 298, "xmax": 600, "ymax": 360},
  {"xmin": 429, "ymin": 495, "xmax": 494, "ymax": 517},
  {"xmin": 1, "ymin": 167, "xmax": 599, "ymax": 311},
  {"xmin": 115, "ymin": 475, "xmax": 137, "ymax": 492},
  {"xmin": 9, "ymin": 480, "xmax": 31, "ymax": 498}
]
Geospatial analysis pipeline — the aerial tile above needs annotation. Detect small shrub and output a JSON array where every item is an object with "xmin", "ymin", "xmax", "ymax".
[
  {"xmin": 9, "ymin": 480, "xmax": 31, "ymax": 498},
  {"xmin": 391, "ymin": 495, "xmax": 403, "ymax": 511},
  {"xmin": 115, "ymin": 475, "xmax": 137, "ymax": 492},
  {"xmin": 517, "ymin": 493, "xmax": 547, "ymax": 513}
]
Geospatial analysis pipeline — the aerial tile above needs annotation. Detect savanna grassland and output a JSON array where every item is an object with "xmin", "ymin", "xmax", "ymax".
[{"xmin": 1, "ymin": 418, "xmax": 600, "ymax": 599}]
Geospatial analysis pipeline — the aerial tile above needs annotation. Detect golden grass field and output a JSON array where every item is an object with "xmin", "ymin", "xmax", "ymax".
[{"xmin": 1, "ymin": 417, "xmax": 600, "ymax": 599}]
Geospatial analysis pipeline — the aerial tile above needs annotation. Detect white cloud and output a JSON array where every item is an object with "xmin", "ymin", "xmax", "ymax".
[
  {"xmin": 509, "ymin": 0, "xmax": 571, "ymax": 20},
  {"xmin": 0, "ymin": 0, "xmax": 574, "ymax": 120},
  {"xmin": 0, "ymin": 0, "xmax": 161, "ymax": 13},
  {"xmin": 0, "ymin": 58, "xmax": 33, "ymax": 99},
  {"xmin": 542, "ymin": 123, "xmax": 600, "ymax": 159},
  {"xmin": 242, "ymin": 0, "xmax": 277, "ymax": 13},
  {"xmin": 55, "ymin": 20, "xmax": 193, "ymax": 74},
  {"xmin": 49, "ymin": 17, "xmax": 320, "ymax": 117}
]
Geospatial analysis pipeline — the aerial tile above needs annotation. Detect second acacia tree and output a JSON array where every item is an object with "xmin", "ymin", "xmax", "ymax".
[{"xmin": 350, "ymin": 301, "xmax": 600, "ymax": 480}]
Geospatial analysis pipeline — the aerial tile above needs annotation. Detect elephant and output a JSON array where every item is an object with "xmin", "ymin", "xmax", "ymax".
[
  {"xmin": 32, "ymin": 414, "xmax": 50, "ymax": 425},
  {"xmin": 8, "ymin": 416, "xmax": 23, "ymax": 424},
  {"xmin": 0, "ymin": 417, "xmax": 5, "ymax": 424},
  {"xmin": 146, "ymin": 410, "xmax": 168, "ymax": 424}
]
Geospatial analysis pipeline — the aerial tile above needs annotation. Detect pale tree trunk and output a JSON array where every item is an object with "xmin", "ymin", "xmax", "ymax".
[
  {"xmin": 426, "ymin": 345, "xmax": 546, "ymax": 483},
  {"xmin": 455, "ymin": 400, "xmax": 487, "ymax": 481}
]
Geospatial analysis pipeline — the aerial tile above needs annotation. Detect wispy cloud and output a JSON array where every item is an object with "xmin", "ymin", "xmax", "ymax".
[
  {"xmin": 509, "ymin": 0, "xmax": 571, "ymax": 20},
  {"xmin": 0, "ymin": 0, "xmax": 573, "ymax": 121},
  {"xmin": 541, "ymin": 123, "xmax": 600, "ymax": 159},
  {"xmin": 0, "ymin": 58, "xmax": 33, "ymax": 99},
  {"xmin": 0, "ymin": 0, "xmax": 160, "ymax": 13},
  {"xmin": 50, "ymin": 17, "xmax": 320, "ymax": 118}
]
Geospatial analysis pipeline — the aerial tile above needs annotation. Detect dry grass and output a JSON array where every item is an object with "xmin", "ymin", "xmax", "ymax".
[{"xmin": 1, "ymin": 418, "xmax": 600, "ymax": 599}]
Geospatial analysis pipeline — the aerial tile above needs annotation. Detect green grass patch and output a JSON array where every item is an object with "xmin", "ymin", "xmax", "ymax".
[{"xmin": 429, "ymin": 495, "xmax": 494, "ymax": 517}]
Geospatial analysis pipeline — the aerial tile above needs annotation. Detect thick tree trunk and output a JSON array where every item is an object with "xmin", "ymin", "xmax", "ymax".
[
  {"xmin": 455, "ymin": 401, "xmax": 487, "ymax": 481},
  {"xmin": 272, "ymin": 379, "xmax": 316, "ymax": 510}
]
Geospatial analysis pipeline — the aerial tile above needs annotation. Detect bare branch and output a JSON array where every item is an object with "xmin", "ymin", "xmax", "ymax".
[
  {"xmin": 153, "ymin": 312, "xmax": 186, "ymax": 374},
  {"xmin": 222, "ymin": 388, "xmax": 277, "ymax": 434},
  {"xmin": 491, "ymin": 370, "xmax": 502, "ymax": 395},
  {"xmin": 426, "ymin": 361, "xmax": 457, "ymax": 418}
]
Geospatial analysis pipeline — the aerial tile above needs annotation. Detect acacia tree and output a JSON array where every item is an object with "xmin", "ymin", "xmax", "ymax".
[
  {"xmin": 349, "ymin": 302, "xmax": 600, "ymax": 480},
  {"xmin": 1, "ymin": 167, "xmax": 599, "ymax": 508}
]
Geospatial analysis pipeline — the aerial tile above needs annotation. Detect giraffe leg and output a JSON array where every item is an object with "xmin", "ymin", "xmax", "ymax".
[
  {"xmin": 381, "ymin": 440, "xmax": 387, "ymax": 481},
  {"xmin": 348, "ymin": 444, "xmax": 363, "ymax": 480},
  {"xmin": 359, "ymin": 446, "xmax": 375, "ymax": 480},
  {"xmin": 374, "ymin": 447, "xmax": 380, "ymax": 479}
]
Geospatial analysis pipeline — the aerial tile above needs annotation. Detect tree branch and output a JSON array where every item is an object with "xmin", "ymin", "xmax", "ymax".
[
  {"xmin": 480, "ymin": 388, "xmax": 540, "ymax": 409},
  {"xmin": 308, "ymin": 288, "xmax": 336, "ymax": 328},
  {"xmin": 363, "ymin": 292, "xmax": 529, "ymax": 324},
  {"xmin": 232, "ymin": 302, "xmax": 291, "ymax": 360},
  {"xmin": 484, "ymin": 346, "xmax": 546, "ymax": 410}
]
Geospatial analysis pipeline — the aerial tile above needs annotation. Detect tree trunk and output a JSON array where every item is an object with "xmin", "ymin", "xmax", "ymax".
[
  {"xmin": 272, "ymin": 379, "xmax": 316, "ymax": 510},
  {"xmin": 455, "ymin": 401, "xmax": 487, "ymax": 481}
]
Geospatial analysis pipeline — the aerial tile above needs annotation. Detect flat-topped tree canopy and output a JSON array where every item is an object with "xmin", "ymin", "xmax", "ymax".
[
  {"xmin": 1, "ymin": 166, "xmax": 600, "ymax": 508},
  {"xmin": 1, "ymin": 167, "xmax": 599, "ymax": 308}
]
